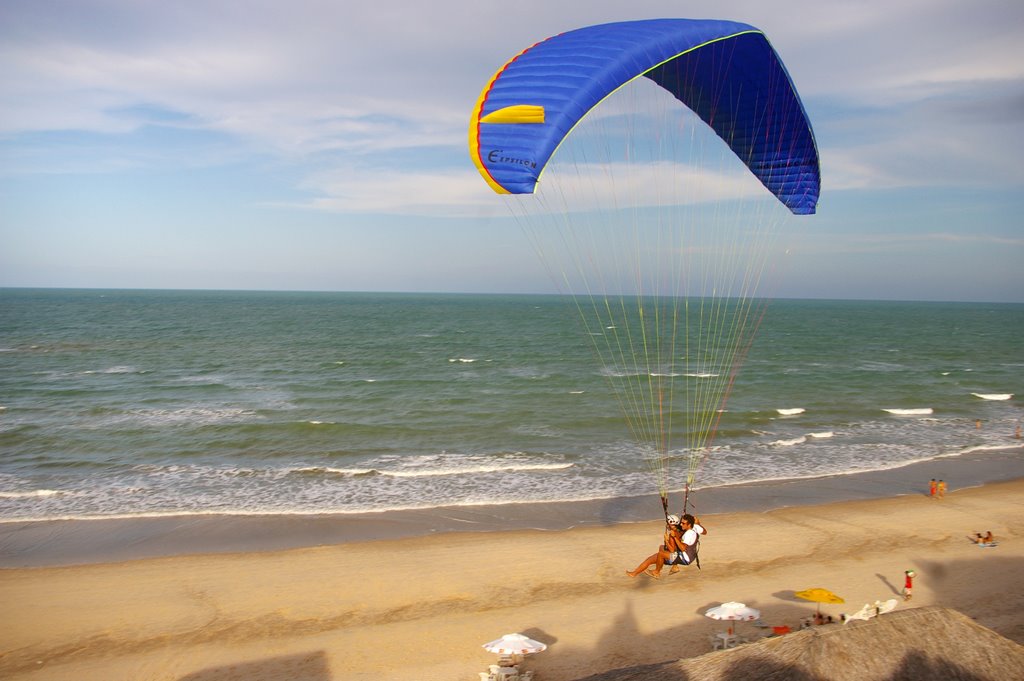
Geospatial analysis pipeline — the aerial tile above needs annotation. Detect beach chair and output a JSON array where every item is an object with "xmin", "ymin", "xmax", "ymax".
[
  {"xmin": 708, "ymin": 633, "xmax": 725, "ymax": 650},
  {"xmin": 479, "ymin": 673, "xmax": 497, "ymax": 681}
]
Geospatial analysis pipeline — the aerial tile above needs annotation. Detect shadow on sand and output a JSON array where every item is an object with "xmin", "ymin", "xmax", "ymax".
[{"xmin": 177, "ymin": 651, "xmax": 330, "ymax": 681}]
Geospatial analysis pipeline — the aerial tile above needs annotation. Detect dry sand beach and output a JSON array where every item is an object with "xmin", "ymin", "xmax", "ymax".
[{"xmin": 2, "ymin": 477, "xmax": 1023, "ymax": 681}]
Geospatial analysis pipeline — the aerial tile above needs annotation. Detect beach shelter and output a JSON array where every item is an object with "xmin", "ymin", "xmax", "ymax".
[{"xmin": 794, "ymin": 587, "xmax": 845, "ymax": 614}]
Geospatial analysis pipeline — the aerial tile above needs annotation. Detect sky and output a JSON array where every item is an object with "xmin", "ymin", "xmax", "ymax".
[{"xmin": 1, "ymin": 0, "xmax": 1022, "ymax": 302}]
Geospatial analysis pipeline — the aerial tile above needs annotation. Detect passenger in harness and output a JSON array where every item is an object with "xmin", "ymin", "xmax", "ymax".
[
  {"xmin": 626, "ymin": 513, "xmax": 707, "ymax": 579},
  {"xmin": 667, "ymin": 513, "xmax": 706, "ymax": 573}
]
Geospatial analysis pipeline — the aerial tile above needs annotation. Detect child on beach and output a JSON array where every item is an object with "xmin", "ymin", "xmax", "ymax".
[{"xmin": 903, "ymin": 570, "xmax": 915, "ymax": 600}]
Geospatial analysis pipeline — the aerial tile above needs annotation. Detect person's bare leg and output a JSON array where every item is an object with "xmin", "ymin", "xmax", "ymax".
[
  {"xmin": 650, "ymin": 549, "xmax": 668, "ymax": 577},
  {"xmin": 626, "ymin": 553, "xmax": 658, "ymax": 577}
]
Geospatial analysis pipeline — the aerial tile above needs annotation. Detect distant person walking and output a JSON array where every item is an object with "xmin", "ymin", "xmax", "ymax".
[
  {"xmin": 929, "ymin": 478, "xmax": 937, "ymax": 498},
  {"xmin": 937, "ymin": 480, "xmax": 947, "ymax": 499},
  {"xmin": 903, "ymin": 570, "xmax": 915, "ymax": 601}
]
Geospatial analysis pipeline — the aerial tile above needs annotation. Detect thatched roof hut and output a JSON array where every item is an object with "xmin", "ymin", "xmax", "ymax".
[{"xmin": 572, "ymin": 606, "xmax": 1024, "ymax": 681}]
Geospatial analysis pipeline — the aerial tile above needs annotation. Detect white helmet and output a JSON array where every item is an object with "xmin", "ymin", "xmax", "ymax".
[{"xmin": 666, "ymin": 514, "xmax": 680, "ymax": 525}]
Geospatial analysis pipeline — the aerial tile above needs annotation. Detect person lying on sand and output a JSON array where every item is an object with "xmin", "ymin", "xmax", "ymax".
[{"xmin": 627, "ymin": 513, "xmax": 706, "ymax": 578}]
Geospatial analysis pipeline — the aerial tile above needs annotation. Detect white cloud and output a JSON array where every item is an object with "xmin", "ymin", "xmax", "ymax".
[
  {"xmin": 789, "ymin": 229, "xmax": 1024, "ymax": 258},
  {"xmin": 3, "ymin": 0, "xmax": 1023, "ymax": 206},
  {"xmin": 298, "ymin": 167, "xmax": 492, "ymax": 216}
]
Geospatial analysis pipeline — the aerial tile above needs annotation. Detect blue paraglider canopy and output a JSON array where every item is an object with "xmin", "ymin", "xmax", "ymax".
[{"xmin": 469, "ymin": 18, "xmax": 820, "ymax": 215}]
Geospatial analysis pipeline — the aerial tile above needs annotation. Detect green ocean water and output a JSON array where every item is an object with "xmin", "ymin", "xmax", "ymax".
[{"xmin": 1, "ymin": 289, "xmax": 1021, "ymax": 520}]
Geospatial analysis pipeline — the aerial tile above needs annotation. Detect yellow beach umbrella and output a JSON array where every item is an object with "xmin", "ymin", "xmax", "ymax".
[{"xmin": 794, "ymin": 587, "xmax": 845, "ymax": 614}]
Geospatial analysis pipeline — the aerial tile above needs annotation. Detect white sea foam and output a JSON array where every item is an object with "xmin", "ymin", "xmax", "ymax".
[
  {"xmin": 883, "ymin": 408, "xmax": 933, "ymax": 415},
  {"xmin": 972, "ymin": 393, "xmax": 1013, "ymax": 401},
  {"xmin": 953, "ymin": 443, "xmax": 1024, "ymax": 456},
  {"xmin": 808, "ymin": 431, "xmax": 834, "ymax": 439},
  {"xmin": 569, "ymin": 390, "xmax": 585, "ymax": 394},
  {"xmin": 777, "ymin": 408, "xmax": 805, "ymax": 416},
  {"xmin": 602, "ymin": 367, "xmax": 647, "ymax": 378},
  {"xmin": 294, "ymin": 466, "xmax": 376, "ymax": 477},
  {"xmin": 771, "ymin": 436, "xmax": 807, "ymax": 447},
  {"xmin": 382, "ymin": 462, "xmax": 574, "ymax": 478},
  {"xmin": 0, "ymin": 489, "xmax": 66, "ymax": 498},
  {"xmin": 449, "ymin": 358, "xmax": 476, "ymax": 363},
  {"xmin": 291, "ymin": 462, "xmax": 575, "ymax": 480},
  {"xmin": 103, "ymin": 366, "xmax": 139, "ymax": 374},
  {"xmin": 82, "ymin": 366, "xmax": 140, "ymax": 375},
  {"xmin": 175, "ymin": 374, "xmax": 227, "ymax": 385},
  {"xmin": 128, "ymin": 407, "xmax": 258, "ymax": 425}
]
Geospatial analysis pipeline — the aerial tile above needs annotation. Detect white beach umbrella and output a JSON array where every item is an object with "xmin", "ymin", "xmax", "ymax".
[
  {"xmin": 482, "ymin": 633, "xmax": 547, "ymax": 656},
  {"xmin": 705, "ymin": 601, "xmax": 761, "ymax": 621},
  {"xmin": 705, "ymin": 602, "xmax": 761, "ymax": 634}
]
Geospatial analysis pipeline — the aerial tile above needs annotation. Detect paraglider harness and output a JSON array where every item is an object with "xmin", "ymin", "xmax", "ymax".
[
  {"xmin": 664, "ymin": 514, "xmax": 701, "ymax": 570},
  {"xmin": 661, "ymin": 492, "xmax": 702, "ymax": 570}
]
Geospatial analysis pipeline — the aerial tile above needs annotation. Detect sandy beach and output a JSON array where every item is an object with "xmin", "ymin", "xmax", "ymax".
[{"xmin": 2, "ymin": 477, "xmax": 1023, "ymax": 680}]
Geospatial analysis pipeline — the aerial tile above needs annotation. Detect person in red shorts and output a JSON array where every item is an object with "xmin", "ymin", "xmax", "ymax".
[{"xmin": 903, "ymin": 570, "xmax": 915, "ymax": 600}]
